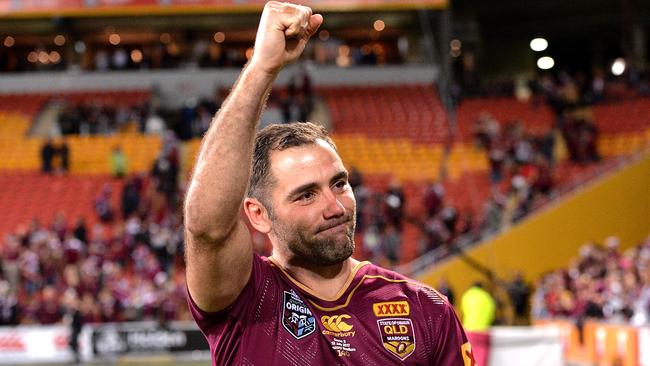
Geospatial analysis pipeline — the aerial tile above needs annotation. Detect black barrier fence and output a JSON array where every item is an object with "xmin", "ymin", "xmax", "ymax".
[{"xmin": 83, "ymin": 321, "xmax": 210, "ymax": 360}]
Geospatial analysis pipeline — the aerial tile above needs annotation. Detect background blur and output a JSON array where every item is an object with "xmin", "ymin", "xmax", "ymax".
[{"xmin": 0, "ymin": 0, "xmax": 649, "ymax": 365}]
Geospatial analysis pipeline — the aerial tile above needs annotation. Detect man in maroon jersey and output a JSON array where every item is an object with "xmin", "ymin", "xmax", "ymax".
[{"xmin": 184, "ymin": 2, "xmax": 475, "ymax": 365}]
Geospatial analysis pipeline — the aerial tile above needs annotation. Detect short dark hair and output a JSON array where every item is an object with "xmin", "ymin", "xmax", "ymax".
[{"xmin": 247, "ymin": 122, "xmax": 337, "ymax": 211}]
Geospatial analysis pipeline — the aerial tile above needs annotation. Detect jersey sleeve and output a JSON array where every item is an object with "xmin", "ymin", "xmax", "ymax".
[
  {"xmin": 432, "ymin": 301, "xmax": 475, "ymax": 366},
  {"xmin": 186, "ymin": 253, "xmax": 268, "ymax": 347}
]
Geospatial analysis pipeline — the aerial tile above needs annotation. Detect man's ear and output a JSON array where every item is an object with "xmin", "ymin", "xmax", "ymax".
[{"xmin": 243, "ymin": 197, "xmax": 272, "ymax": 234}]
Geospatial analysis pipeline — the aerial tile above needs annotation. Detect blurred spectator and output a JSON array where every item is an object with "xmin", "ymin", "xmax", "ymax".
[
  {"xmin": 110, "ymin": 146, "xmax": 128, "ymax": 178},
  {"xmin": 437, "ymin": 278, "xmax": 455, "ymax": 306},
  {"xmin": 94, "ymin": 50, "xmax": 109, "ymax": 71},
  {"xmin": 384, "ymin": 181, "xmax": 405, "ymax": 232},
  {"xmin": 0, "ymin": 278, "xmax": 17, "ymax": 325},
  {"xmin": 40, "ymin": 138, "xmax": 56, "ymax": 174},
  {"xmin": 487, "ymin": 143, "xmax": 506, "ymax": 184},
  {"xmin": 72, "ymin": 216, "xmax": 88, "ymax": 243},
  {"xmin": 460, "ymin": 282, "xmax": 496, "ymax": 331},
  {"xmin": 151, "ymin": 154, "xmax": 178, "ymax": 206},
  {"xmin": 440, "ymin": 204, "xmax": 459, "ymax": 237},
  {"xmin": 349, "ymin": 167, "xmax": 370, "ymax": 232},
  {"xmin": 282, "ymin": 67, "xmax": 314, "ymax": 122},
  {"xmin": 57, "ymin": 139, "xmax": 70, "ymax": 174},
  {"xmin": 95, "ymin": 184, "xmax": 115, "ymax": 222},
  {"xmin": 420, "ymin": 214, "xmax": 450, "ymax": 254},
  {"xmin": 362, "ymin": 224, "xmax": 382, "ymax": 263},
  {"xmin": 382, "ymin": 223, "xmax": 401, "ymax": 267},
  {"xmin": 423, "ymin": 181, "xmax": 444, "ymax": 218},
  {"xmin": 36, "ymin": 286, "xmax": 63, "ymax": 324},
  {"xmin": 473, "ymin": 112, "xmax": 500, "ymax": 149},
  {"xmin": 63, "ymin": 290, "xmax": 82, "ymax": 364},
  {"xmin": 112, "ymin": 48, "xmax": 128, "ymax": 70},
  {"xmin": 507, "ymin": 272, "xmax": 531, "ymax": 325},
  {"xmin": 145, "ymin": 111, "xmax": 166, "ymax": 135},
  {"xmin": 121, "ymin": 176, "xmax": 141, "ymax": 219}
]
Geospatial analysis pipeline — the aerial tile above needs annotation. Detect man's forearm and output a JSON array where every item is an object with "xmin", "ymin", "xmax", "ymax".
[{"xmin": 185, "ymin": 64, "xmax": 277, "ymax": 242}]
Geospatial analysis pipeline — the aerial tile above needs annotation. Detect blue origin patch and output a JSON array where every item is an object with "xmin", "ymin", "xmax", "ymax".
[{"xmin": 282, "ymin": 290, "xmax": 316, "ymax": 339}]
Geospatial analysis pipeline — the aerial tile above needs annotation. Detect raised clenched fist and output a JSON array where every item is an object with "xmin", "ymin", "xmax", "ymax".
[{"xmin": 250, "ymin": 1, "xmax": 323, "ymax": 75}]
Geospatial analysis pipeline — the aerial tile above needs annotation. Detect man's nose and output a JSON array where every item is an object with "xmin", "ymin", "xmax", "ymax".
[{"xmin": 323, "ymin": 190, "xmax": 345, "ymax": 219}]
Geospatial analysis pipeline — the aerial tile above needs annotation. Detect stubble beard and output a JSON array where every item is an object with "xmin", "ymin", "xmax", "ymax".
[{"xmin": 271, "ymin": 212, "xmax": 356, "ymax": 267}]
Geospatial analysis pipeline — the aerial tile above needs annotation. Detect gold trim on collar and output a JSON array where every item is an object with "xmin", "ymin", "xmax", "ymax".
[
  {"xmin": 267, "ymin": 257, "xmax": 370, "ymax": 302},
  {"xmin": 310, "ymin": 275, "xmax": 417, "ymax": 312}
]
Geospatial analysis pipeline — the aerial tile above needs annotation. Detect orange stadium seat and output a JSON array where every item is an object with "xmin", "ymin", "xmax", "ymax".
[
  {"xmin": 319, "ymin": 84, "xmax": 449, "ymax": 144},
  {"xmin": 0, "ymin": 172, "xmax": 121, "ymax": 239},
  {"xmin": 456, "ymin": 97, "xmax": 555, "ymax": 141}
]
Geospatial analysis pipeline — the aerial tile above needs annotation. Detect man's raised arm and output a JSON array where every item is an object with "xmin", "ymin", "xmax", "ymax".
[{"xmin": 184, "ymin": 2, "xmax": 322, "ymax": 312}]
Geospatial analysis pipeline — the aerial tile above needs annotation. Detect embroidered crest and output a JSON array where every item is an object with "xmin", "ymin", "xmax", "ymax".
[
  {"xmin": 282, "ymin": 290, "xmax": 316, "ymax": 339},
  {"xmin": 377, "ymin": 318, "xmax": 415, "ymax": 360}
]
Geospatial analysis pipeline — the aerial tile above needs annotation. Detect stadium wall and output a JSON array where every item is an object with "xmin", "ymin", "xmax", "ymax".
[{"xmin": 417, "ymin": 153, "xmax": 650, "ymax": 296}]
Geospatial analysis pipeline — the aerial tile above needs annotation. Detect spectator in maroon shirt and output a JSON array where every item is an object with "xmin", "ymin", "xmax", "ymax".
[
  {"xmin": 35, "ymin": 286, "xmax": 63, "ymax": 324},
  {"xmin": 424, "ymin": 181, "xmax": 444, "ymax": 218}
]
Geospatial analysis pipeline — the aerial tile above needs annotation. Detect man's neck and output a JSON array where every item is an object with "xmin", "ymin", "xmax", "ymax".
[{"xmin": 272, "ymin": 255, "xmax": 361, "ymax": 300}]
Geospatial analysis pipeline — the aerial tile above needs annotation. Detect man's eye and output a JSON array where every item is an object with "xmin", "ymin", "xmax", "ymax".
[
  {"xmin": 299, "ymin": 192, "xmax": 315, "ymax": 201},
  {"xmin": 334, "ymin": 180, "xmax": 347, "ymax": 189}
]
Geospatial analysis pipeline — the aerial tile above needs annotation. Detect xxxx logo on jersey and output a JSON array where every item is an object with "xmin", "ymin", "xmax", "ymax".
[
  {"xmin": 373, "ymin": 301, "xmax": 410, "ymax": 317},
  {"xmin": 377, "ymin": 318, "xmax": 415, "ymax": 361},
  {"xmin": 320, "ymin": 314, "xmax": 355, "ymax": 337}
]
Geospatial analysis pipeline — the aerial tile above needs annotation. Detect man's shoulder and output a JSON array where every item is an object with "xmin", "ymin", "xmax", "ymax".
[{"xmin": 362, "ymin": 263, "xmax": 450, "ymax": 308}]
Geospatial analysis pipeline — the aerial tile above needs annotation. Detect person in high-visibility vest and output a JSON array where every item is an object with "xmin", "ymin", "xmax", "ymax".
[{"xmin": 461, "ymin": 282, "xmax": 496, "ymax": 331}]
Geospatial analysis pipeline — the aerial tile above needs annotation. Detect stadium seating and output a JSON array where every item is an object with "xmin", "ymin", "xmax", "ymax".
[
  {"xmin": 456, "ymin": 97, "xmax": 555, "ymax": 141},
  {"xmin": 2, "ymin": 85, "xmax": 648, "ymax": 271},
  {"xmin": 316, "ymin": 85, "xmax": 649, "ymax": 265},
  {"xmin": 0, "ymin": 90, "xmax": 160, "ymax": 173},
  {"xmin": 592, "ymin": 97, "xmax": 650, "ymax": 134},
  {"xmin": 319, "ymin": 84, "xmax": 449, "ymax": 144},
  {"xmin": 0, "ymin": 171, "xmax": 121, "ymax": 238}
]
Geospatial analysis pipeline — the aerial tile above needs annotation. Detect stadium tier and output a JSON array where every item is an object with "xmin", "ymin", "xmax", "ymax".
[
  {"xmin": 3, "ymin": 85, "xmax": 648, "ymax": 267},
  {"xmin": 0, "ymin": 172, "xmax": 121, "ymax": 237}
]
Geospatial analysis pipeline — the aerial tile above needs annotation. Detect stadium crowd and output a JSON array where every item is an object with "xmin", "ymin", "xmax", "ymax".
[
  {"xmin": 1, "ymin": 34, "xmax": 397, "ymax": 73},
  {"xmin": 4, "ymin": 66, "xmax": 646, "ymax": 326},
  {"xmin": 0, "ymin": 141, "xmax": 190, "ymax": 326},
  {"xmin": 53, "ymin": 68, "xmax": 313, "ymax": 142},
  {"xmin": 57, "ymin": 99, "xmax": 150, "ymax": 136},
  {"xmin": 532, "ymin": 235, "xmax": 650, "ymax": 327}
]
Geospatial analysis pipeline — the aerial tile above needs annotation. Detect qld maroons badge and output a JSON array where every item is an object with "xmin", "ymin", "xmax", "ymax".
[
  {"xmin": 377, "ymin": 318, "xmax": 416, "ymax": 360},
  {"xmin": 282, "ymin": 290, "xmax": 316, "ymax": 339}
]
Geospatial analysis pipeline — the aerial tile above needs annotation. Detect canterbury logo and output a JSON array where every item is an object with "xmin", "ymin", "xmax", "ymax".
[
  {"xmin": 373, "ymin": 301, "xmax": 410, "ymax": 317},
  {"xmin": 321, "ymin": 314, "xmax": 353, "ymax": 332}
]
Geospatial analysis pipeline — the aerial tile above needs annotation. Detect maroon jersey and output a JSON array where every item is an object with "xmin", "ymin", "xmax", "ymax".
[{"xmin": 188, "ymin": 254, "xmax": 476, "ymax": 365}]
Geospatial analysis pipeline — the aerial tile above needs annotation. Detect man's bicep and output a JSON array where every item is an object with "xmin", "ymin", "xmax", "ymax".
[{"xmin": 186, "ymin": 219, "xmax": 253, "ymax": 313}]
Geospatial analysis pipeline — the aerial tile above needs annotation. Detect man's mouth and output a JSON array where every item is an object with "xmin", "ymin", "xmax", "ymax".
[{"xmin": 317, "ymin": 218, "xmax": 351, "ymax": 234}]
